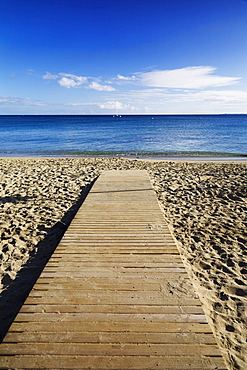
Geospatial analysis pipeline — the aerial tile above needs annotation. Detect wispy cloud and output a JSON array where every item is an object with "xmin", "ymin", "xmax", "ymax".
[
  {"xmin": 116, "ymin": 74, "xmax": 137, "ymax": 81},
  {"xmin": 136, "ymin": 66, "xmax": 240, "ymax": 89},
  {"xmin": 0, "ymin": 96, "xmax": 45, "ymax": 106},
  {"xmin": 43, "ymin": 72, "xmax": 58, "ymax": 80},
  {"xmin": 66, "ymin": 100, "xmax": 137, "ymax": 112},
  {"xmin": 123, "ymin": 88, "xmax": 247, "ymax": 104},
  {"xmin": 98, "ymin": 101, "xmax": 125, "ymax": 109},
  {"xmin": 169, "ymin": 89, "xmax": 247, "ymax": 104},
  {"xmin": 87, "ymin": 82, "xmax": 116, "ymax": 91},
  {"xmin": 98, "ymin": 100, "xmax": 137, "ymax": 111},
  {"xmin": 64, "ymin": 103, "xmax": 94, "ymax": 106}
]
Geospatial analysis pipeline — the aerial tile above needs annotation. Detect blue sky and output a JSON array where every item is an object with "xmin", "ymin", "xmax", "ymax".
[{"xmin": 1, "ymin": 0, "xmax": 247, "ymax": 114}]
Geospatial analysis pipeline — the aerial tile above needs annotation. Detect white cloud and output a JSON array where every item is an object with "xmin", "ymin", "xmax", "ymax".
[
  {"xmin": 169, "ymin": 89, "xmax": 247, "ymax": 104},
  {"xmin": 27, "ymin": 69, "xmax": 35, "ymax": 75},
  {"xmin": 64, "ymin": 102, "xmax": 99, "ymax": 107},
  {"xmin": 119, "ymin": 88, "xmax": 169, "ymax": 100},
  {"xmin": 98, "ymin": 100, "xmax": 137, "ymax": 111},
  {"xmin": 87, "ymin": 82, "xmax": 116, "ymax": 91},
  {"xmin": 58, "ymin": 73, "xmax": 88, "ymax": 88},
  {"xmin": 137, "ymin": 66, "xmax": 240, "ymax": 89},
  {"xmin": 98, "ymin": 101, "xmax": 123, "ymax": 109},
  {"xmin": 119, "ymin": 87, "xmax": 247, "ymax": 105},
  {"xmin": 65, "ymin": 103, "xmax": 89, "ymax": 106},
  {"xmin": 43, "ymin": 72, "xmax": 87, "ymax": 88},
  {"xmin": 0, "ymin": 96, "xmax": 45, "ymax": 106},
  {"xmin": 42, "ymin": 72, "xmax": 58, "ymax": 80},
  {"xmin": 58, "ymin": 77, "xmax": 80, "ymax": 88},
  {"xmin": 107, "ymin": 74, "xmax": 137, "ymax": 85},
  {"xmin": 116, "ymin": 74, "xmax": 137, "ymax": 81}
]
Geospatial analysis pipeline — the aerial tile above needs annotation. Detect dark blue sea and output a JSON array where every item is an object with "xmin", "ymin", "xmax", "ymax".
[{"xmin": 0, "ymin": 115, "xmax": 246, "ymax": 158}]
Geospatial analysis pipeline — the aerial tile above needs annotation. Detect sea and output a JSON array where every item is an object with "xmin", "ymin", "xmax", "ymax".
[{"xmin": 0, "ymin": 114, "xmax": 246, "ymax": 159}]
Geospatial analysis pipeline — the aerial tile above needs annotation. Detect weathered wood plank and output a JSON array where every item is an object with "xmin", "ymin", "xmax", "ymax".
[
  {"xmin": 39, "ymin": 266, "xmax": 185, "ymax": 273},
  {"xmin": 33, "ymin": 276, "xmax": 189, "ymax": 284},
  {"xmin": 9, "ymin": 321, "xmax": 215, "ymax": 333},
  {"xmin": 19, "ymin": 304, "xmax": 204, "ymax": 314},
  {"xmin": 0, "ymin": 343, "xmax": 222, "ymax": 356},
  {"xmin": 4, "ymin": 331, "xmax": 218, "ymax": 344},
  {"xmin": 0, "ymin": 355, "xmax": 227, "ymax": 369},
  {"xmin": 14, "ymin": 312, "xmax": 208, "ymax": 323},
  {"xmin": 24, "ymin": 296, "xmax": 200, "ymax": 306},
  {"xmin": 52, "ymin": 248, "xmax": 180, "ymax": 254},
  {"xmin": 46, "ymin": 262, "xmax": 184, "ymax": 268},
  {"xmin": 47, "ymin": 254, "xmax": 182, "ymax": 260}
]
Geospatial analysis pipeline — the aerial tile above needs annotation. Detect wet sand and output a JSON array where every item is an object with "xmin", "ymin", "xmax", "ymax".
[{"xmin": 0, "ymin": 157, "xmax": 246, "ymax": 369}]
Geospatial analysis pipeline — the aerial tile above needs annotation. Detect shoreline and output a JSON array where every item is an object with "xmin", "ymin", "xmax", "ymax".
[
  {"xmin": 0, "ymin": 157, "xmax": 246, "ymax": 369},
  {"xmin": 1, "ymin": 153, "xmax": 247, "ymax": 162}
]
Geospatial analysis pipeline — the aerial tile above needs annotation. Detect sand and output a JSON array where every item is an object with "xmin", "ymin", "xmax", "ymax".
[{"xmin": 0, "ymin": 157, "xmax": 246, "ymax": 369}]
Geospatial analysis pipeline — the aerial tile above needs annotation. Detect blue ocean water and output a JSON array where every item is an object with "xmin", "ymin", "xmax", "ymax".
[{"xmin": 0, "ymin": 115, "xmax": 246, "ymax": 157}]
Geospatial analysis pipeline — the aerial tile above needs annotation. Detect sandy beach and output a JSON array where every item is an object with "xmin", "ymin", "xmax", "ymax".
[{"xmin": 0, "ymin": 157, "xmax": 246, "ymax": 369}]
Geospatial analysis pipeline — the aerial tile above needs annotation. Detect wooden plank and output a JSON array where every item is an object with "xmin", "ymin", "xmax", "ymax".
[
  {"xmin": 0, "ymin": 355, "xmax": 227, "ymax": 369},
  {"xmin": 33, "ymin": 282, "xmax": 183, "ymax": 290},
  {"xmin": 66, "ymin": 225, "xmax": 171, "ymax": 229},
  {"xmin": 38, "ymin": 270, "xmax": 186, "ymax": 278},
  {"xmin": 27, "ymin": 288, "xmax": 197, "ymax": 298},
  {"xmin": 65, "ymin": 228, "xmax": 173, "ymax": 232},
  {"xmin": 57, "ymin": 242, "xmax": 177, "ymax": 247},
  {"xmin": 33, "ymin": 276, "xmax": 189, "ymax": 284},
  {"xmin": 0, "ymin": 343, "xmax": 222, "ymax": 356},
  {"xmin": 33, "ymin": 285, "xmax": 188, "ymax": 292},
  {"xmin": 41, "ymin": 267, "xmax": 185, "ymax": 273},
  {"xmin": 28, "ymin": 288, "xmax": 197, "ymax": 299},
  {"xmin": 14, "ymin": 312, "xmax": 208, "ymax": 323},
  {"xmin": 34, "ymin": 276, "xmax": 191, "ymax": 286},
  {"xmin": 8, "ymin": 321, "xmax": 215, "ymax": 333},
  {"xmin": 47, "ymin": 254, "xmax": 182, "ymax": 260},
  {"xmin": 46, "ymin": 260, "xmax": 183, "ymax": 265},
  {"xmin": 51, "ymin": 249, "xmax": 180, "ymax": 254},
  {"xmin": 24, "ymin": 296, "xmax": 200, "ymax": 306},
  {"xmin": 60, "ymin": 233, "xmax": 173, "ymax": 238},
  {"xmin": 18, "ymin": 304, "xmax": 204, "ymax": 315},
  {"xmin": 4, "ymin": 331, "xmax": 218, "ymax": 344}
]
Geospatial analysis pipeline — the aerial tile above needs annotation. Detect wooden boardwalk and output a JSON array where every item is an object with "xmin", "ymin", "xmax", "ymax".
[{"xmin": 0, "ymin": 170, "xmax": 226, "ymax": 369}]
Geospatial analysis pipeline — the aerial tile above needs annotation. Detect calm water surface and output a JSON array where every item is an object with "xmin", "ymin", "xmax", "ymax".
[{"xmin": 0, "ymin": 115, "xmax": 246, "ymax": 156}]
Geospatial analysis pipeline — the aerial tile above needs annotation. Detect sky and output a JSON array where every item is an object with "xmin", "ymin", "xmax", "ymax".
[{"xmin": 1, "ymin": 0, "xmax": 247, "ymax": 115}]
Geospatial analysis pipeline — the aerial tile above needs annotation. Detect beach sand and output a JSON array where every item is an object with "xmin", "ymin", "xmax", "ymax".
[{"xmin": 0, "ymin": 157, "xmax": 246, "ymax": 369}]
